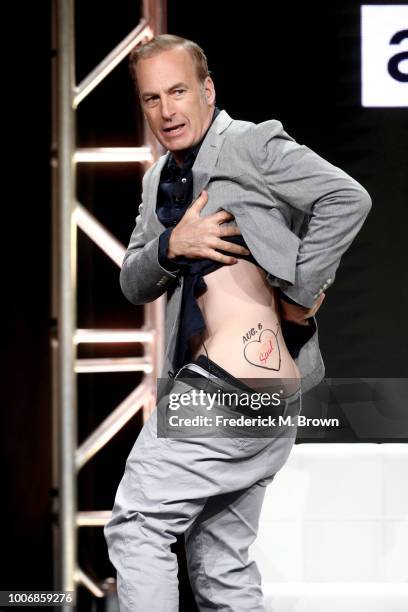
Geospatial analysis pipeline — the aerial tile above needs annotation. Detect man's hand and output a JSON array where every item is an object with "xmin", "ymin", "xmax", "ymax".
[
  {"xmin": 168, "ymin": 191, "xmax": 250, "ymax": 264},
  {"xmin": 280, "ymin": 293, "xmax": 326, "ymax": 326}
]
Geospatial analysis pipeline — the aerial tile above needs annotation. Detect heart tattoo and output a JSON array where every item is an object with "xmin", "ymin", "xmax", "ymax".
[{"xmin": 243, "ymin": 327, "xmax": 281, "ymax": 371}]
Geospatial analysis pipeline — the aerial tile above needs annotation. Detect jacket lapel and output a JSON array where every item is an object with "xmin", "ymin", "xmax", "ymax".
[
  {"xmin": 191, "ymin": 110, "xmax": 233, "ymax": 201},
  {"xmin": 147, "ymin": 109, "xmax": 233, "ymax": 232},
  {"xmin": 147, "ymin": 153, "xmax": 170, "ymax": 234}
]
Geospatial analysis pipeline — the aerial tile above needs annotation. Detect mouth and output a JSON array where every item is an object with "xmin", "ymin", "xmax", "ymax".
[{"xmin": 162, "ymin": 123, "xmax": 186, "ymax": 137}]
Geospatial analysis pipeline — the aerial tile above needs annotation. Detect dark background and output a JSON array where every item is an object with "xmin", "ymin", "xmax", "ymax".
[{"xmin": 3, "ymin": 0, "xmax": 407, "ymax": 608}]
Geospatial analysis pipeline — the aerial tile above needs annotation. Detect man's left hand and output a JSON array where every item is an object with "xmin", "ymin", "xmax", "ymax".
[{"xmin": 280, "ymin": 293, "xmax": 325, "ymax": 326}]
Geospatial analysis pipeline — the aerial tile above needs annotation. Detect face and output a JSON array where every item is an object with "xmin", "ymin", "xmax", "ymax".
[{"xmin": 136, "ymin": 47, "xmax": 216, "ymax": 163}]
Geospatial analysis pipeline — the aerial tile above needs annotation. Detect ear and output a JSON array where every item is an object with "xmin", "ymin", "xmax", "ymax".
[{"xmin": 203, "ymin": 76, "xmax": 216, "ymax": 106}]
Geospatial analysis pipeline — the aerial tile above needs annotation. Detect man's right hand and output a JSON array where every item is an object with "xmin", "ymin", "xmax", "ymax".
[{"xmin": 167, "ymin": 191, "xmax": 250, "ymax": 264}]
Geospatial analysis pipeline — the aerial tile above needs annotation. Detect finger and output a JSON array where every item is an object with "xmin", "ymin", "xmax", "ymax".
[
  {"xmin": 302, "ymin": 293, "xmax": 325, "ymax": 318},
  {"xmin": 209, "ymin": 237, "xmax": 250, "ymax": 256},
  {"xmin": 190, "ymin": 190, "xmax": 209, "ymax": 212},
  {"xmin": 211, "ymin": 209, "xmax": 235, "ymax": 223},
  {"xmin": 201, "ymin": 247, "xmax": 238, "ymax": 265},
  {"xmin": 311, "ymin": 293, "xmax": 326, "ymax": 314},
  {"xmin": 218, "ymin": 224, "xmax": 242, "ymax": 237},
  {"xmin": 316, "ymin": 292, "xmax": 325, "ymax": 306}
]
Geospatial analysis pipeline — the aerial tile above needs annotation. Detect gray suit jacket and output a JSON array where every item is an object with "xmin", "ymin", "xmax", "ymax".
[{"xmin": 120, "ymin": 111, "xmax": 372, "ymax": 393}]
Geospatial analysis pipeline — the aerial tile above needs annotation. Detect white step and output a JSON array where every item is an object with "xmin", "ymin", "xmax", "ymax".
[
  {"xmin": 251, "ymin": 444, "xmax": 408, "ymax": 610},
  {"xmin": 263, "ymin": 582, "xmax": 408, "ymax": 612}
]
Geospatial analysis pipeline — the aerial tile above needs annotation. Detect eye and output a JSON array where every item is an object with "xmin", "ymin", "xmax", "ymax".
[
  {"xmin": 173, "ymin": 89, "xmax": 185, "ymax": 96},
  {"xmin": 144, "ymin": 95, "xmax": 159, "ymax": 106}
]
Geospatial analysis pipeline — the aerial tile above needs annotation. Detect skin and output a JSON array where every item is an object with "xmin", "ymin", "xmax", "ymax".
[
  {"xmin": 242, "ymin": 324, "xmax": 282, "ymax": 371},
  {"xmin": 191, "ymin": 260, "xmax": 300, "ymax": 382},
  {"xmin": 135, "ymin": 46, "xmax": 323, "ymax": 324}
]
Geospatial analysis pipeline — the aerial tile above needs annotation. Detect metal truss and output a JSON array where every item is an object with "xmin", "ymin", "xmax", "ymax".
[{"xmin": 51, "ymin": 1, "xmax": 166, "ymax": 606}]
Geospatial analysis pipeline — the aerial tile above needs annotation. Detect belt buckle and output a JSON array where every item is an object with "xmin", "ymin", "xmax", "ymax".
[
  {"xmin": 173, "ymin": 366, "xmax": 189, "ymax": 381},
  {"xmin": 173, "ymin": 363, "xmax": 207, "ymax": 383}
]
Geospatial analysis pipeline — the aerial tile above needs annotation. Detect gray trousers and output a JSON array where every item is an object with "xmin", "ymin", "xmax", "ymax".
[{"xmin": 104, "ymin": 363, "xmax": 302, "ymax": 612}]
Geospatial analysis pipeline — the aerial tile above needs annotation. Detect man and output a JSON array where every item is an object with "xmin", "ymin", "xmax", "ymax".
[{"xmin": 104, "ymin": 35, "xmax": 371, "ymax": 611}]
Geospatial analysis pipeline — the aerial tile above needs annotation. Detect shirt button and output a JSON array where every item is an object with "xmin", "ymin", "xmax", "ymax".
[{"xmin": 172, "ymin": 221, "xmax": 177, "ymax": 226}]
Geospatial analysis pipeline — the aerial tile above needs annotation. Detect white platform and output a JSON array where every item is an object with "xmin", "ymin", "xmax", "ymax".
[
  {"xmin": 263, "ymin": 583, "xmax": 408, "ymax": 612},
  {"xmin": 250, "ymin": 444, "xmax": 408, "ymax": 611}
]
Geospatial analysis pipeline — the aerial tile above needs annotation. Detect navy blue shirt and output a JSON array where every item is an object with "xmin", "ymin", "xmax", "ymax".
[{"xmin": 156, "ymin": 109, "xmax": 316, "ymax": 368}]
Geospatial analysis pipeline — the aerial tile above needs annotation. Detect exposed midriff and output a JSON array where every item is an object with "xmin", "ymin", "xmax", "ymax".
[{"xmin": 189, "ymin": 258, "xmax": 301, "ymax": 388}]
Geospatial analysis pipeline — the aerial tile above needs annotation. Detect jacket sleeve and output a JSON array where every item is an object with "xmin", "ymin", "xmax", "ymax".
[
  {"xmin": 250, "ymin": 120, "xmax": 372, "ymax": 308},
  {"xmin": 119, "ymin": 168, "xmax": 179, "ymax": 305}
]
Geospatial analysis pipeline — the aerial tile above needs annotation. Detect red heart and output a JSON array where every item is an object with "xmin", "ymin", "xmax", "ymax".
[{"xmin": 243, "ymin": 328, "xmax": 281, "ymax": 371}]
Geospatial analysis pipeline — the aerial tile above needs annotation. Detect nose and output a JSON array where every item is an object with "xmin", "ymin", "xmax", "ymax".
[{"xmin": 160, "ymin": 95, "xmax": 176, "ymax": 120}]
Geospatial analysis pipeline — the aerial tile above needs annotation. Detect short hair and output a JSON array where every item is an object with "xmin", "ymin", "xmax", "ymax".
[{"xmin": 129, "ymin": 34, "xmax": 210, "ymax": 86}]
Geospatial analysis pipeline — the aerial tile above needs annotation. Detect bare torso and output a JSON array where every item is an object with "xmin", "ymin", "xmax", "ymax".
[{"xmin": 189, "ymin": 259, "xmax": 300, "ymax": 389}]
